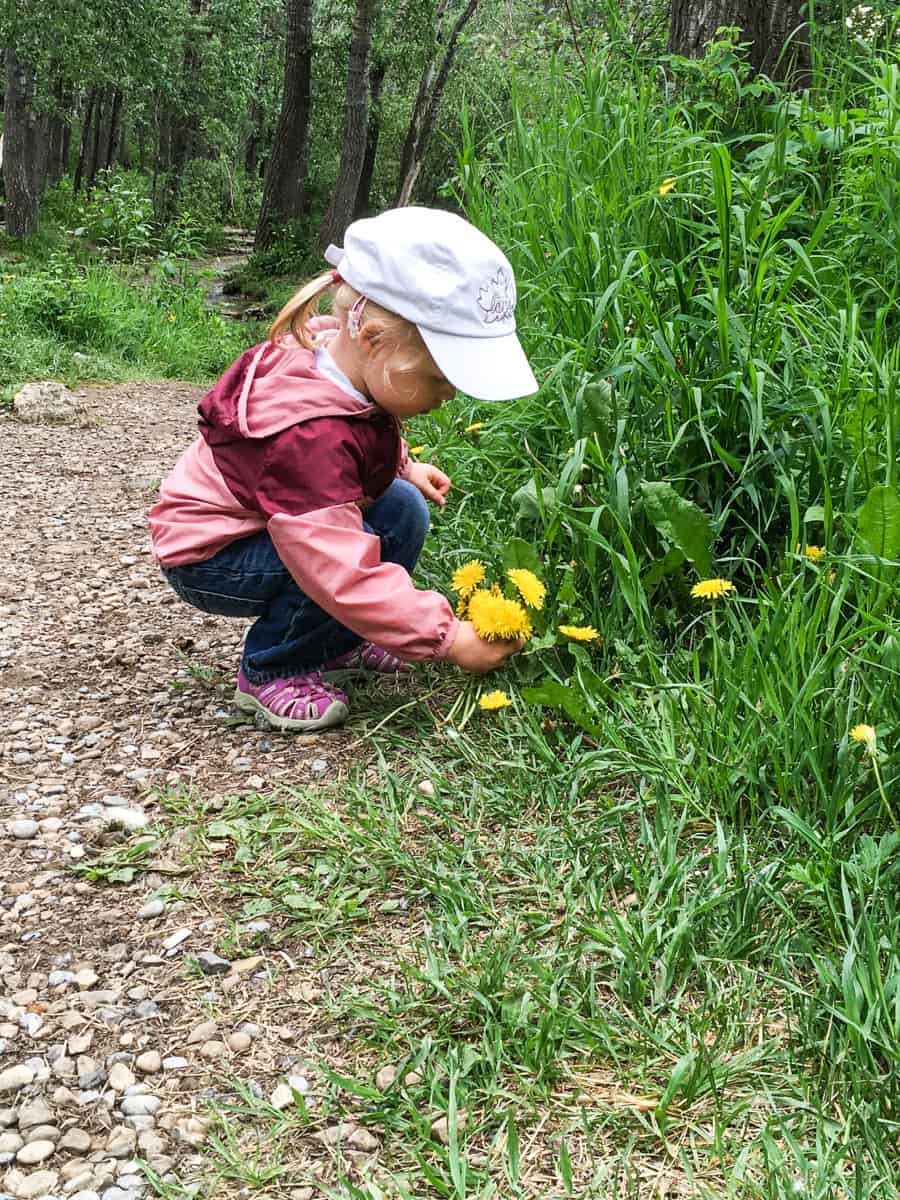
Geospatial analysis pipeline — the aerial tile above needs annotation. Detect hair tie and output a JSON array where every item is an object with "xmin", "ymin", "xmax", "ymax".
[{"xmin": 330, "ymin": 270, "xmax": 342, "ymax": 284}]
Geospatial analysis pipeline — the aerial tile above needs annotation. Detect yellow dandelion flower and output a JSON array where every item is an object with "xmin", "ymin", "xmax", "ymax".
[
  {"xmin": 479, "ymin": 690, "xmax": 512, "ymax": 711},
  {"xmin": 468, "ymin": 588, "xmax": 532, "ymax": 641},
  {"xmin": 451, "ymin": 559, "xmax": 485, "ymax": 596},
  {"xmin": 850, "ymin": 723, "xmax": 877, "ymax": 751},
  {"xmin": 455, "ymin": 595, "xmax": 469, "ymax": 618},
  {"xmin": 507, "ymin": 568, "xmax": 546, "ymax": 610},
  {"xmin": 167, "ymin": 313, "xmax": 177, "ymax": 322},
  {"xmin": 559, "ymin": 624, "xmax": 600, "ymax": 642},
  {"xmin": 465, "ymin": 422, "xmax": 483, "ymax": 434},
  {"xmin": 801, "ymin": 544, "xmax": 826, "ymax": 561},
  {"xmin": 690, "ymin": 578, "xmax": 735, "ymax": 601},
  {"xmin": 410, "ymin": 445, "xmax": 426, "ymax": 456},
  {"xmin": 658, "ymin": 177, "xmax": 677, "ymax": 196}
]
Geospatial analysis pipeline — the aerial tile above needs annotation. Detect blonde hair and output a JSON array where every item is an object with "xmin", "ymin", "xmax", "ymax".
[{"xmin": 268, "ymin": 273, "xmax": 429, "ymax": 381}]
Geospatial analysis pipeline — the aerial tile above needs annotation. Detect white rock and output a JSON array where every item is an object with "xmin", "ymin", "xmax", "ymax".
[
  {"xmin": 135, "ymin": 900, "xmax": 164, "ymax": 921},
  {"xmin": 133, "ymin": 1052, "xmax": 160, "ymax": 1075},
  {"xmin": 16, "ymin": 1138, "xmax": 56, "ymax": 1164},
  {"xmin": 13, "ymin": 381, "xmax": 88, "ymax": 426},
  {"xmin": 107, "ymin": 1064, "xmax": 134, "ymax": 1093},
  {"xmin": 0, "ymin": 1065, "xmax": 36, "ymax": 1093},
  {"xmin": 10, "ymin": 820, "xmax": 39, "ymax": 840}
]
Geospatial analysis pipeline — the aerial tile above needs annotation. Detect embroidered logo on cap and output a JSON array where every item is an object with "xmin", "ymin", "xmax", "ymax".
[{"xmin": 477, "ymin": 269, "xmax": 515, "ymax": 324}]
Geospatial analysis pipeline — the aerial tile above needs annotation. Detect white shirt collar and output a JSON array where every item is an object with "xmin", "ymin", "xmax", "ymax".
[{"xmin": 314, "ymin": 345, "xmax": 371, "ymax": 405}]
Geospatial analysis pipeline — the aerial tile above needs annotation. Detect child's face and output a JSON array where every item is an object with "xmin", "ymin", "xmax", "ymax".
[{"xmin": 362, "ymin": 339, "xmax": 456, "ymax": 419}]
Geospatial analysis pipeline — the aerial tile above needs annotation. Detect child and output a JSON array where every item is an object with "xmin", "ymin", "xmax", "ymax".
[{"xmin": 149, "ymin": 206, "xmax": 538, "ymax": 732}]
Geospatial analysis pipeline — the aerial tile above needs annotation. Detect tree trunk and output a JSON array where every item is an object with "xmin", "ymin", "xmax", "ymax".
[
  {"xmin": 354, "ymin": 54, "xmax": 387, "ymax": 218},
  {"xmin": 3, "ymin": 48, "xmax": 40, "ymax": 238},
  {"xmin": 395, "ymin": 0, "xmax": 478, "ymax": 207},
  {"xmin": 255, "ymin": 0, "xmax": 314, "ymax": 251},
  {"xmin": 158, "ymin": 0, "xmax": 208, "ymax": 222},
  {"xmin": 318, "ymin": 0, "xmax": 382, "ymax": 249},
  {"xmin": 74, "ymin": 89, "xmax": 97, "ymax": 194},
  {"xmin": 86, "ymin": 88, "xmax": 106, "ymax": 190},
  {"xmin": 668, "ymin": 0, "xmax": 810, "ymax": 85},
  {"xmin": 105, "ymin": 90, "xmax": 124, "ymax": 171}
]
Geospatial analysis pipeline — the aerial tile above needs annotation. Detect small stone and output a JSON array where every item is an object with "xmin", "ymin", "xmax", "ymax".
[
  {"xmin": 0, "ymin": 1065, "xmax": 35, "ymax": 1093},
  {"xmin": 67, "ymin": 1034, "xmax": 92, "ymax": 1056},
  {"xmin": 65, "ymin": 1179, "xmax": 96, "ymax": 1197},
  {"xmin": 115, "ymin": 1175, "xmax": 143, "ymax": 1190},
  {"xmin": 70, "ymin": 1191, "xmax": 100, "ymax": 1200},
  {"xmin": 173, "ymin": 1117, "xmax": 208, "ymax": 1146},
  {"xmin": 195, "ymin": 952, "xmax": 231, "ymax": 977},
  {"xmin": 23, "ymin": 1125, "xmax": 59, "ymax": 1143},
  {"xmin": 103, "ymin": 809, "xmax": 148, "ymax": 832},
  {"xmin": 73, "ymin": 970, "xmax": 98, "ymax": 991},
  {"xmin": 198, "ymin": 1041, "xmax": 225, "ymax": 1061},
  {"xmin": 431, "ymin": 1110, "xmax": 467, "ymax": 1145},
  {"xmin": 225, "ymin": 1033, "xmax": 250, "ymax": 1054},
  {"xmin": 107, "ymin": 1064, "xmax": 135, "ymax": 1093},
  {"xmin": 136, "ymin": 900, "xmax": 164, "ymax": 921},
  {"xmin": 417, "ymin": 779, "xmax": 436, "ymax": 797},
  {"xmin": 58, "ymin": 1129, "xmax": 91, "ymax": 1153},
  {"xmin": 17, "ymin": 1099, "xmax": 54, "ymax": 1130},
  {"xmin": 269, "ymin": 1085, "xmax": 293, "ymax": 1111},
  {"xmin": 161, "ymin": 929, "xmax": 190, "ymax": 953},
  {"xmin": 16, "ymin": 1139, "xmax": 56, "ymax": 1165},
  {"xmin": 10, "ymin": 820, "xmax": 39, "ymax": 840},
  {"xmin": 161, "ymin": 1057, "xmax": 187, "ymax": 1071},
  {"xmin": 105, "ymin": 1127, "xmax": 136, "ymax": 1158},
  {"xmin": 0, "ymin": 1132, "xmax": 24, "ymax": 1155},
  {"xmin": 375, "ymin": 1065, "xmax": 397, "ymax": 1091},
  {"xmin": 101, "ymin": 1188, "xmax": 137, "ymax": 1200},
  {"xmin": 186, "ymin": 1021, "xmax": 216, "ymax": 1045},
  {"xmin": 348, "ymin": 1127, "xmax": 379, "ymax": 1152},
  {"xmin": 13, "ymin": 1168, "xmax": 61, "ymax": 1199},
  {"xmin": 119, "ymin": 1096, "xmax": 159, "ymax": 1116},
  {"xmin": 133, "ymin": 1052, "xmax": 160, "ymax": 1075}
]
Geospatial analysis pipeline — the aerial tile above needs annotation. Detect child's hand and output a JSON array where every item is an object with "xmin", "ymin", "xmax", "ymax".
[
  {"xmin": 408, "ymin": 461, "xmax": 452, "ymax": 507},
  {"xmin": 445, "ymin": 621, "xmax": 523, "ymax": 673}
]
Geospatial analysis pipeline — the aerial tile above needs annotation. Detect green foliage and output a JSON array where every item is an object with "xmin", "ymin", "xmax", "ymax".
[{"xmin": 0, "ymin": 248, "xmax": 253, "ymax": 399}]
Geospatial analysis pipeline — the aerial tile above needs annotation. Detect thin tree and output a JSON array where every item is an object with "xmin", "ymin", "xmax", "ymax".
[
  {"xmin": 394, "ymin": 0, "xmax": 478, "ymax": 207},
  {"xmin": 318, "ymin": 0, "xmax": 382, "ymax": 249},
  {"xmin": 256, "ymin": 0, "xmax": 315, "ymax": 251},
  {"xmin": 668, "ymin": 0, "xmax": 810, "ymax": 84},
  {"xmin": 3, "ymin": 48, "xmax": 41, "ymax": 237}
]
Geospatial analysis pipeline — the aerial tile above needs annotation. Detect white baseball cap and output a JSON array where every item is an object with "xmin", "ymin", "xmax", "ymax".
[{"xmin": 324, "ymin": 207, "xmax": 538, "ymax": 402}]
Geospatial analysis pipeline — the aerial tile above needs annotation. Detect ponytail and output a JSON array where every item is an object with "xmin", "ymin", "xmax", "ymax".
[{"xmin": 268, "ymin": 272, "xmax": 334, "ymax": 349}]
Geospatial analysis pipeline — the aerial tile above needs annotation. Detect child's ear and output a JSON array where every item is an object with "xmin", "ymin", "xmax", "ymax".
[{"xmin": 358, "ymin": 318, "xmax": 388, "ymax": 356}]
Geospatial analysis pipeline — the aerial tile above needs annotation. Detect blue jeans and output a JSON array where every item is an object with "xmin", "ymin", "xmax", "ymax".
[{"xmin": 162, "ymin": 479, "xmax": 429, "ymax": 682}]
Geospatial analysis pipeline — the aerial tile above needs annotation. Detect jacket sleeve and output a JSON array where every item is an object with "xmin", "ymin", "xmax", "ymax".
[{"xmin": 267, "ymin": 503, "xmax": 459, "ymax": 662}]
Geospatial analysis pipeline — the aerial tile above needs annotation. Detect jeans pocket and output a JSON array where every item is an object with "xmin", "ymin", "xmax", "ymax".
[{"xmin": 164, "ymin": 570, "xmax": 267, "ymax": 618}]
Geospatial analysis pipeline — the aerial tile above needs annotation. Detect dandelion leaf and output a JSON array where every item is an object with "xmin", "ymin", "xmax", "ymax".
[
  {"xmin": 513, "ymin": 478, "xmax": 558, "ymax": 524},
  {"xmin": 520, "ymin": 680, "xmax": 601, "ymax": 736},
  {"xmin": 640, "ymin": 481, "xmax": 714, "ymax": 577},
  {"xmin": 502, "ymin": 537, "xmax": 543, "ymax": 575},
  {"xmin": 856, "ymin": 484, "xmax": 900, "ymax": 562}
]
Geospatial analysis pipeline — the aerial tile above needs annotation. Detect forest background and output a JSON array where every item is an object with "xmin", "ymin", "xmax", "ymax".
[{"xmin": 2, "ymin": 0, "xmax": 900, "ymax": 1194}]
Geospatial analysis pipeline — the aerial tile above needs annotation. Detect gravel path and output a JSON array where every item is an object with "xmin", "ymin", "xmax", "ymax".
[{"xmin": 1, "ymin": 383, "xmax": 362, "ymax": 1200}]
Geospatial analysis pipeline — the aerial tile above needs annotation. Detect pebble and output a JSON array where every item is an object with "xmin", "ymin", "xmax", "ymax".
[
  {"xmin": 417, "ymin": 779, "xmax": 436, "ymax": 797},
  {"xmin": 431, "ymin": 1110, "xmax": 468, "ymax": 1144},
  {"xmin": 195, "ymin": 952, "xmax": 231, "ymax": 976},
  {"xmin": 10, "ymin": 820, "xmax": 39, "ymax": 839},
  {"xmin": 16, "ymin": 1138, "xmax": 56, "ymax": 1164},
  {"xmin": 198, "ymin": 1040, "xmax": 225, "ymax": 1061},
  {"xmin": 107, "ymin": 1064, "xmax": 135, "ymax": 1093},
  {"xmin": 133, "ymin": 1052, "xmax": 160, "ymax": 1075},
  {"xmin": 161, "ymin": 929, "xmax": 191, "ymax": 953},
  {"xmin": 0, "ymin": 1132, "xmax": 24, "ymax": 1155},
  {"xmin": 136, "ymin": 900, "xmax": 164, "ymax": 921},
  {"xmin": 186, "ymin": 1021, "xmax": 216, "ymax": 1045},
  {"xmin": 102, "ymin": 809, "xmax": 148, "ymax": 831},
  {"xmin": 17, "ymin": 1099, "xmax": 54, "ymax": 1129},
  {"xmin": 119, "ymin": 1095, "xmax": 159, "ymax": 1116},
  {"xmin": 161, "ymin": 1057, "xmax": 187, "ymax": 1071},
  {"xmin": 105, "ymin": 1127, "xmax": 136, "ymax": 1158},
  {"xmin": 12, "ymin": 1168, "xmax": 60, "ymax": 1198},
  {"xmin": 58, "ymin": 1129, "xmax": 91, "ymax": 1153},
  {"xmin": 225, "ymin": 1033, "xmax": 250, "ymax": 1053},
  {"xmin": 0, "ymin": 1065, "xmax": 35, "ymax": 1092}
]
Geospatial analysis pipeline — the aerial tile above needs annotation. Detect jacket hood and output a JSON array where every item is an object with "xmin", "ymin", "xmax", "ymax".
[{"xmin": 199, "ymin": 340, "xmax": 374, "ymax": 442}]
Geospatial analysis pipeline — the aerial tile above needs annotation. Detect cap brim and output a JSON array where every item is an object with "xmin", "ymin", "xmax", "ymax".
[{"xmin": 419, "ymin": 326, "xmax": 539, "ymax": 402}]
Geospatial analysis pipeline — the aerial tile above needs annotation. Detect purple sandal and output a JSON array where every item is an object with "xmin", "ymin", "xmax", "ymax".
[
  {"xmin": 321, "ymin": 642, "xmax": 410, "ymax": 681},
  {"xmin": 234, "ymin": 669, "xmax": 349, "ymax": 732}
]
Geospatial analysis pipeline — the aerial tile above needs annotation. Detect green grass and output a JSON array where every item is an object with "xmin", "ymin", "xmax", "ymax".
[{"xmin": 0, "ymin": 237, "xmax": 256, "ymax": 402}]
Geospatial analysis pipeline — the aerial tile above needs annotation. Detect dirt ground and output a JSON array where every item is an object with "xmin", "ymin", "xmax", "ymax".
[{"xmin": 0, "ymin": 383, "xmax": 377, "ymax": 1200}]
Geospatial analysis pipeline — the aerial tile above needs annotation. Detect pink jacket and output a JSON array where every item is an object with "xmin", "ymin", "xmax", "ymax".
[{"xmin": 148, "ymin": 341, "xmax": 459, "ymax": 662}]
